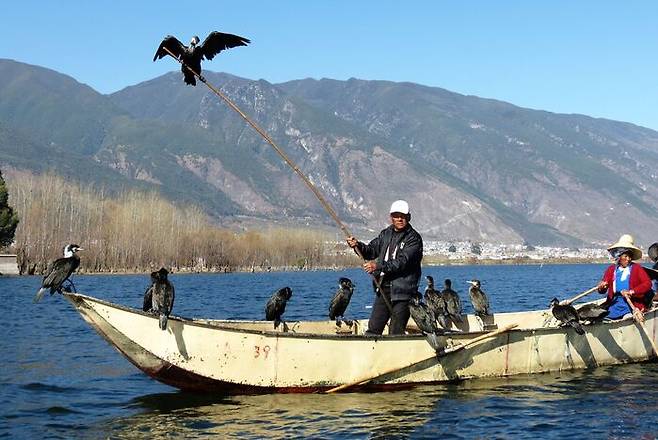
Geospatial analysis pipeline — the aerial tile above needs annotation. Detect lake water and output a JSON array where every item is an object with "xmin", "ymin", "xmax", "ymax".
[{"xmin": 3, "ymin": 264, "xmax": 658, "ymax": 438}]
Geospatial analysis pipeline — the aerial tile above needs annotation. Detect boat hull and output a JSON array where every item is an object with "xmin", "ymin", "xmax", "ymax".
[{"xmin": 64, "ymin": 293, "xmax": 658, "ymax": 394}]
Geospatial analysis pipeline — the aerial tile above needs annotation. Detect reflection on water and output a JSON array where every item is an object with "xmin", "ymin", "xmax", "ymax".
[
  {"xmin": 97, "ymin": 388, "xmax": 437, "ymax": 439},
  {"xmin": 92, "ymin": 363, "xmax": 658, "ymax": 439}
]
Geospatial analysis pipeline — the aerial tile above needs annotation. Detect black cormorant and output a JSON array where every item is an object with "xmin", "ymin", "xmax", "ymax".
[
  {"xmin": 33, "ymin": 244, "xmax": 83, "ymax": 303},
  {"xmin": 468, "ymin": 279, "xmax": 491, "ymax": 318},
  {"xmin": 265, "ymin": 286, "xmax": 293, "ymax": 330},
  {"xmin": 424, "ymin": 276, "xmax": 449, "ymax": 329},
  {"xmin": 150, "ymin": 268, "xmax": 175, "ymax": 330},
  {"xmin": 328, "ymin": 277, "xmax": 354, "ymax": 326},
  {"xmin": 153, "ymin": 31, "xmax": 250, "ymax": 85},
  {"xmin": 549, "ymin": 298, "xmax": 584, "ymax": 335},
  {"xmin": 441, "ymin": 279, "xmax": 463, "ymax": 324},
  {"xmin": 576, "ymin": 303, "xmax": 608, "ymax": 322},
  {"xmin": 424, "ymin": 275, "xmax": 435, "ymax": 298},
  {"xmin": 409, "ymin": 293, "xmax": 440, "ymax": 335},
  {"xmin": 142, "ymin": 271, "xmax": 158, "ymax": 312}
]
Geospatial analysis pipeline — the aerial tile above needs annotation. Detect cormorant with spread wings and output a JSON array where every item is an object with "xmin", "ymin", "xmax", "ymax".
[{"xmin": 153, "ymin": 31, "xmax": 250, "ymax": 85}]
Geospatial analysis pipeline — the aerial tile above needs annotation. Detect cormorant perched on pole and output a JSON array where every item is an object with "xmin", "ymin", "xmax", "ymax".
[
  {"xmin": 265, "ymin": 287, "xmax": 293, "ymax": 330},
  {"xmin": 33, "ymin": 244, "xmax": 83, "ymax": 303},
  {"xmin": 153, "ymin": 31, "xmax": 250, "ymax": 85},
  {"xmin": 329, "ymin": 277, "xmax": 354, "ymax": 326}
]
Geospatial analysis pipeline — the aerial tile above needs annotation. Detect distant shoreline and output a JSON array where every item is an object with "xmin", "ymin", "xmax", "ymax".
[
  {"xmin": 6, "ymin": 257, "xmax": 621, "ymax": 277},
  {"xmin": 422, "ymin": 257, "xmax": 613, "ymax": 266}
]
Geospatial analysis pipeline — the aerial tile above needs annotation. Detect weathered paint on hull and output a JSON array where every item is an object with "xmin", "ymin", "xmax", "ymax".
[{"xmin": 64, "ymin": 293, "xmax": 658, "ymax": 394}]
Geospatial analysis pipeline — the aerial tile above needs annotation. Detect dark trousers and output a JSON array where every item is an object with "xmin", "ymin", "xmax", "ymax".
[{"xmin": 366, "ymin": 287, "xmax": 410, "ymax": 335}]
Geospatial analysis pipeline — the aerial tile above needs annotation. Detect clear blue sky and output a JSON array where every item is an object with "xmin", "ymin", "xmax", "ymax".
[{"xmin": 3, "ymin": 1, "xmax": 658, "ymax": 130}]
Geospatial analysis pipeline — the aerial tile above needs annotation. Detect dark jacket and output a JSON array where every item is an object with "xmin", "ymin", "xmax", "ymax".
[{"xmin": 356, "ymin": 224, "xmax": 423, "ymax": 301}]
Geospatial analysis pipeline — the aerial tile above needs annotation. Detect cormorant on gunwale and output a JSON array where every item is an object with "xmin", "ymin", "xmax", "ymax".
[
  {"xmin": 34, "ymin": 244, "xmax": 83, "ymax": 303},
  {"xmin": 147, "ymin": 268, "xmax": 175, "ymax": 331},
  {"xmin": 153, "ymin": 31, "xmax": 250, "ymax": 85},
  {"xmin": 143, "ymin": 271, "xmax": 158, "ymax": 312},
  {"xmin": 468, "ymin": 279, "xmax": 491, "ymax": 318},
  {"xmin": 576, "ymin": 303, "xmax": 608, "ymax": 322},
  {"xmin": 424, "ymin": 276, "xmax": 449, "ymax": 329},
  {"xmin": 265, "ymin": 286, "xmax": 293, "ymax": 330},
  {"xmin": 424, "ymin": 275, "xmax": 435, "ymax": 298},
  {"xmin": 550, "ymin": 298, "xmax": 584, "ymax": 335},
  {"xmin": 409, "ymin": 292, "xmax": 440, "ymax": 335},
  {"xmin": 441, "ymin": 279, "xmax": 463, "ymax": 324},
  {"xmin": 328, "ymin": 277, "xmax": 354, "ymax": 326}
]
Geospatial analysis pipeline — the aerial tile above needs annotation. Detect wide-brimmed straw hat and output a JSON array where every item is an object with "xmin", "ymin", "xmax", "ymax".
[{"xmin": 607, "ymin": 234, "xmax": 643, "ymax": 261}]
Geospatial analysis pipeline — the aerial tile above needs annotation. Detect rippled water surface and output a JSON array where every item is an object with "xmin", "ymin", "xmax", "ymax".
[{"xmin": 3, "ymin": 264, "xmax": 658, "ymax": 438}]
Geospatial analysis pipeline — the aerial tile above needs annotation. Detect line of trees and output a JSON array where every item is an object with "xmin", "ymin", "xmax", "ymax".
[
  {"xmin": 4, "ymin": 171, "xmax": 356, "ymax": 274},
  {"xmin": 0, "ymin": 169, "xmax": 19, "ymax": 248}
]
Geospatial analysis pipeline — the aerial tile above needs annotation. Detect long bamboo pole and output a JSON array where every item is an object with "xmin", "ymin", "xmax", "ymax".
[
  {"xmin": 325, "ymin": 323, "xmax": 519, "ymax": 393},
  {"xmin": 160, "ymin": 48, "xmax": 394, "ymax": 314},
  {"xmin": 561, "ymin": 286, "xmax": 598, "ymax": 306}
]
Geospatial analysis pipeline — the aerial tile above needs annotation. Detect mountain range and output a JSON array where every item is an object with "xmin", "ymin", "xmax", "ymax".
[{"xmin": 2, "ymin": 58, "xmax": 658, "ymax": 247}]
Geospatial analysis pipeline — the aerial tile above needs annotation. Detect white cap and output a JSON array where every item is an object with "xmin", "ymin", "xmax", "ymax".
[{"xmin": 389, "ymin": 200, "xmax": 410, "ymax": 215}]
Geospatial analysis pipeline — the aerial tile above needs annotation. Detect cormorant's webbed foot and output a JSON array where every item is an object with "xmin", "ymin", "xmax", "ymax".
[{"xmin": 61, "ymin": 278, "xmax": 77, "ymax": 293}]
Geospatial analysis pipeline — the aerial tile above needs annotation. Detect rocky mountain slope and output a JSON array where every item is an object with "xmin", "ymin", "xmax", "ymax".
[{"xmin": 2, "ymin": 58, "xmax": 658, "ymax": 246}]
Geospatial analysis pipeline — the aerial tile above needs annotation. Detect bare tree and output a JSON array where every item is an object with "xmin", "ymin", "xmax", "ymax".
[{"xmin": 4, "ymin": 171, "xmax": 356, "ymax": 273}]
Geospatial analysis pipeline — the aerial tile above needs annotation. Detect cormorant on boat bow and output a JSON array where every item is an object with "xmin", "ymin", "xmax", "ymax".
[{"xmin": 34, "ymin": 244, "xmax": 83, "ymax": 303}]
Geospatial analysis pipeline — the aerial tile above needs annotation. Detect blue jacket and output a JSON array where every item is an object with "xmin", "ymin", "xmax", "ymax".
[{"xmin": 356, "ymin": 224, "xmax": 423, "ymax": 301}]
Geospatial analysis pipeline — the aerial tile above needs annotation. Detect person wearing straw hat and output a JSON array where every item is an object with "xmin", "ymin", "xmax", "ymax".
[
  {"xmin": 596, "ymin": 234, "xmax": 652, "ymax": 320},
  {"xmin": 347, "ymin": 200, "xmax": 423, "ymax": 335}
]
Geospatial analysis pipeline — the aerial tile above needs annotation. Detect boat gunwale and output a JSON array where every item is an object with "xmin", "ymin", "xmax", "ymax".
[{"xmin": 63, "ymin": 292, "xmax": 654, "ymax": 341}]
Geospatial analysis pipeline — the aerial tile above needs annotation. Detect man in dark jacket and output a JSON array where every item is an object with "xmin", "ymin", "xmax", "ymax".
[{"xmin": 347, "ymin": 200, "xmax": 423, "ymax": 335}]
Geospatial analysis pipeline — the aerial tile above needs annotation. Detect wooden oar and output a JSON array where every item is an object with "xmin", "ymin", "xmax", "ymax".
[
  {"xmin": 623, "ymin": 295, "xmax": 658, "ymax": 357},
  {"xmin": 324, "ymin": 323, "xmax": 518, "ymax": 394},
  {"xmin": 561, "ymin": 286, "xmax": 599, "ymax": 306}
]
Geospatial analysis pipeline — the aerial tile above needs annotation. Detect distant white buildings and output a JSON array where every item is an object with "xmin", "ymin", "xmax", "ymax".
[
  {"xmin": 423, "ymin": 241, "xmax": 609, "ymax": 262},
  {"xmin": 327, "ymin": 239, "xmax": 612, "ymax": 263}
]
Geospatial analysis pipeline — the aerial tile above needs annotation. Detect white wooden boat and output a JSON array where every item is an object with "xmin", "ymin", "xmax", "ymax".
[{"xmin": 63, "ymin": 292, "xmax": 658, "ymax": 394}]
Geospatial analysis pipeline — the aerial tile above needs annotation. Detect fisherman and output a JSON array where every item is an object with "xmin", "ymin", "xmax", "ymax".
[
  {"xmin": 597, "ymin": 234, "xmax": 652, "ymax": 320},
  {"xmin": 347, "ymin": 200, "xmax": 423, "ymax": 335}
]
